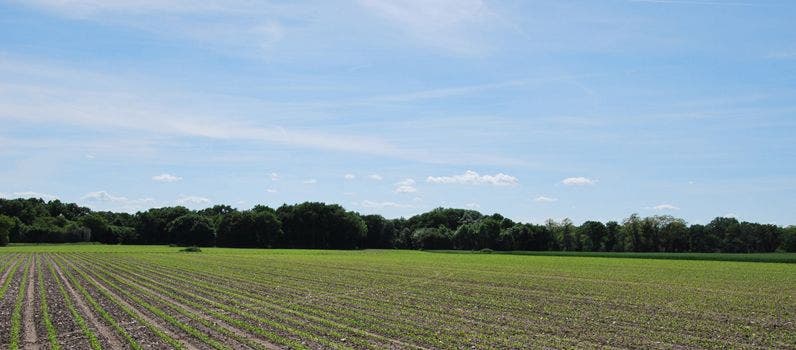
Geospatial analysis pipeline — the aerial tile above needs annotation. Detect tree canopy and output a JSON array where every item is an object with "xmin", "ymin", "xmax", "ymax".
[{"xmin": 0, "ymin": 197, "xmax": 793, "ymax": 253}]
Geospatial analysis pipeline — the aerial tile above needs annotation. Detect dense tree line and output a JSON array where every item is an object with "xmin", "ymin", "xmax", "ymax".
[{"xmin": 0, "ymin": 197, "xmax": 794, "ymax": 252}]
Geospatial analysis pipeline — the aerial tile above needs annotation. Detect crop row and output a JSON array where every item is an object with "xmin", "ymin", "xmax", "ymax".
[{"xmin": 1, "ymin": 250, "xmax": 794, "ymax": 349}]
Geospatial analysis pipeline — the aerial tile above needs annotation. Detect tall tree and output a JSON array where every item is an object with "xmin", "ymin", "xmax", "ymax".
[
  {"xmin": 0, "ymin": 214, "xmax": 13, "ymax": 246},
  {"xmin": 166, "ymin": 214, "xmax": 216, "ymax": 246}
]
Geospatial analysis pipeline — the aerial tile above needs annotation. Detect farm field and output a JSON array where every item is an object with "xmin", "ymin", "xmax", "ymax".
[{"xmin": 0, "ymin": 246, "xmax": 794, "ymax": 349}]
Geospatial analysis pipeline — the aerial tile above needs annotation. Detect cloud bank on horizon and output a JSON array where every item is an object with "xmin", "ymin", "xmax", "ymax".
[{"xmin": 1, "ymin": 0, "xmax": 795, "ymax": 224}]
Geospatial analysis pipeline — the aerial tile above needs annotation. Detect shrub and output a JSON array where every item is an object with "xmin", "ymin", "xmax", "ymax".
[{"xmin": 180, "ymin": 246, "xmax": 202, "ymax": 252}]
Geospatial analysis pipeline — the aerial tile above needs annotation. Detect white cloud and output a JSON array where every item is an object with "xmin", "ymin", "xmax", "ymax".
[
  {"xmin": 394, "ymin": 178, "xmax": 417, "ymax": 193},
  {"xmin": 534, "ymin": 196, "xmax": 558, "ymax": 203},
  {"xmin": 175, "ymin": 195, "xmax": 211, "ymax": 206},
  {"xmin": 465, "ymin": 202, "xmax": 480, "ymax": 209},
  {"xmin": 427, "ymin": 170, "xmax": 518, "ymax": 186},
  {"xmin": 368, "ymin": 174, "xmax": 383, "ymax": 181},
  {"xmin": 360, "ymin": 200, "xmax": 413, "ymax": 209},
  {"xmin": 344, "ymin": 174, "xmax": 356, "ymax": 180},
  {"xmin": 303, "ymin": 179, "xmax": 318, "ymax": 184},
  {"xmin": 152, "ymin": 173, "xmax": 182, "ymax": 183},
  {"xmin": 11, "ymin": 191, "xmax": 58, "ymax": 200},
  {"xmin": 80, "ymin": 191, "xmax": 155, "ymax": 212},
  {"xmin": 81, "ymin": 190, "xmax": 128, "ymax": 202},
  {"xmin": 652, "ymin": 204, "xmax": 680, "ymax": 211},
  {"xmin": 270, "ymin": 172, "xmax": 280, "ymax": 181},
  {"xmin": 561, "ymin": 177, "xmax": 597, "ymax": 186},
  {"xmin": 266, "ymin": 188, "xmax": 277, "ymax": 193}
]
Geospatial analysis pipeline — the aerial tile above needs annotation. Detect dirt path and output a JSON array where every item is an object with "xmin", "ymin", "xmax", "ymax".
[
  {"xmin": 109, "ymin": 268, "xmax": 282, "ymax": 350},
  {"xmin": 23, "ymin": 255, "xmax": 41, "ymax": 350},
  {"xmin": 71, "ymin": 264, "xmax": 202, "ymax": 350},
  {"xmin": 49, "ymin": 256, "xmax": 126, "ymax": 349}
]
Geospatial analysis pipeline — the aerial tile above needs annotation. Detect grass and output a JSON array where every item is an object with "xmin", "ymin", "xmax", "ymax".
[
  {"xmin": 1, "ymin": 245, "xmax": 794, "ymax": 349},
  {"xmin": 431, "ymin": 249, "xmax": 796, "ymax": 263}
]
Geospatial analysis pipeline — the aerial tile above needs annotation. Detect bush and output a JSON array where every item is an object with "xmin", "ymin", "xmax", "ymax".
[
  {"xmin": 180, "ymin": 246, "xmax": 202, "ymax": 252},
  {"xmin": 479, "ymin": 248, "xmax": 494, "ymax": 254}
]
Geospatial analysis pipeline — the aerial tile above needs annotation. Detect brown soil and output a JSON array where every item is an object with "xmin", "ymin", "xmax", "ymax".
[
  {"xmin": 41, "ymin": 257, "xmax": 95, "ymax": 350},
  {"xmin": 48, "ymin": 256, "xmax": 127, "ymax": 349},
  {"xmin": 63, "ymin": 259, "xmax": 203, "ymax": 350},
  {"xmin": 0, "ymin": 262, "xmax": 24, "ymax": 347},
  {"xmin": 23, "ymin": 255, "xmax": 42, "ymax": 349},
  {"xmin": 103, "ymin": 265, "xmax": 282, "ymax": 350}
]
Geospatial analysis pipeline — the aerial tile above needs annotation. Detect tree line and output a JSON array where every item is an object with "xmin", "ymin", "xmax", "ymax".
[{"xmin": 0, "ymin": 197, "xmax": 794, "ymax": 253}]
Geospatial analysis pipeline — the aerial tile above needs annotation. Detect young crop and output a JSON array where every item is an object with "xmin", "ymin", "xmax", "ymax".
[
  {"xmin": 46, "ymin": 258, "xmax": 102, "ymax": 350},
  {"xmin": 51, "ymin": 256, "xmax": 144, "ymax": 350},
  {"xmin": 1, "ymin": 247, "xmax": 793, "ymax": 349},
  {"xmin": 9, "ymin": 257, "xmax": 31, "ymax": 350},
  {"xmin": 0, "ymin": 256, "xmax": 22, "ymax": 300},
  {"xmin": 37, "ymin": 260, "xmax": 61, "ymax": 350}
]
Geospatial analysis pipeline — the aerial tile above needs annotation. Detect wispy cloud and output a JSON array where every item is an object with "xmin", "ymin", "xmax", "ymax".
[
  {"xmin": 359, "ymin": 200, "xmax": 413, "ymax": 209},
  {"xmin": 19, "ymin": 1, "xmax": 295, "ymax": 55},
  {"xmin": 427, "ymin": 170, "xmax": 518, "ymax": 186},
  {"xmin": 0, "ymin": 59, "xmax": 407, "ymax": 159},
  {"xmin": 628, "ymin": 0, "xmax": 758, "ymax": 6},
  {"xmin": 561, "ymin": 177, "xmax": 597, "ymax": 186},
  {"xmin": 344, "ymin": 174, "xmax": 356, "ymax": 180},
  {"xmin": 270, "ymin": 173, "xmax": 280, "ymax": 181},
  {"xmin": 302, "ymin": 179, "xmax": 318, "ymax": 184},
  {"xmin": 152, "ymin": 173, "xmax": 182, "ymax": 183},
  {"xmin": 358, "ymin": 0, "xmax": 496, "ymax": 54},
  {"xmin": 368, "ymin": 174, "xmax": 383, "ymax": 181}
]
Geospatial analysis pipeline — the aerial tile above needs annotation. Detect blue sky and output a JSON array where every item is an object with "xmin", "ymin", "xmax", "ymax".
[{"xmin": 1, "ymin": 0, "xmax": 795, "ymax": 225}]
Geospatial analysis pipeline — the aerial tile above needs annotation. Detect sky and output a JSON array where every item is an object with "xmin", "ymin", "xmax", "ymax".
[{"xmin": 1, "ymin": 0, "xmax": 795, "ymax": 225}]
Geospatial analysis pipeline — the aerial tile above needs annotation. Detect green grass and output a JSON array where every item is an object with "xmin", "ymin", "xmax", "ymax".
[
  {"xmin": 1, "ymin": 246, "xmax": 794, "ymax": 349},
  {"xmin": 430, "ymin": 249, "xmax": 796, "ymax": 263}
]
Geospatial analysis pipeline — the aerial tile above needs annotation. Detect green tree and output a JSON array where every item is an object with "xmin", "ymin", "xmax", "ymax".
[
  {"xmin": 0, "ymin": 214, "xmax": 13, "ymax": 246},
  {"xmin": 166, "ymin": 214, "xmax": 216, "ymax": 246},
  {"xmin": 578, "ymin": 221, "xmax": 607, "ymax": 251},
  {"xmin": 604, "ymin": 221, "xmax": 622, "ymax": 251},
  {"xmin": 278, "ymin": 202, "xmax": 366, "ymax": 249},
  {"xmin": 412, "ymin": 226, "xmax": 453, "ymax": 250},
  {"xmin": 81, "ymin": 213, "xmax": 113, "ymax": 243},
  {"xmin": 362, "ymin": 214, "xmax": 395, "ymax": 249},
  {"xmin": 780, "ymin": 226, "xmax": 796, "ymax": 252}
]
